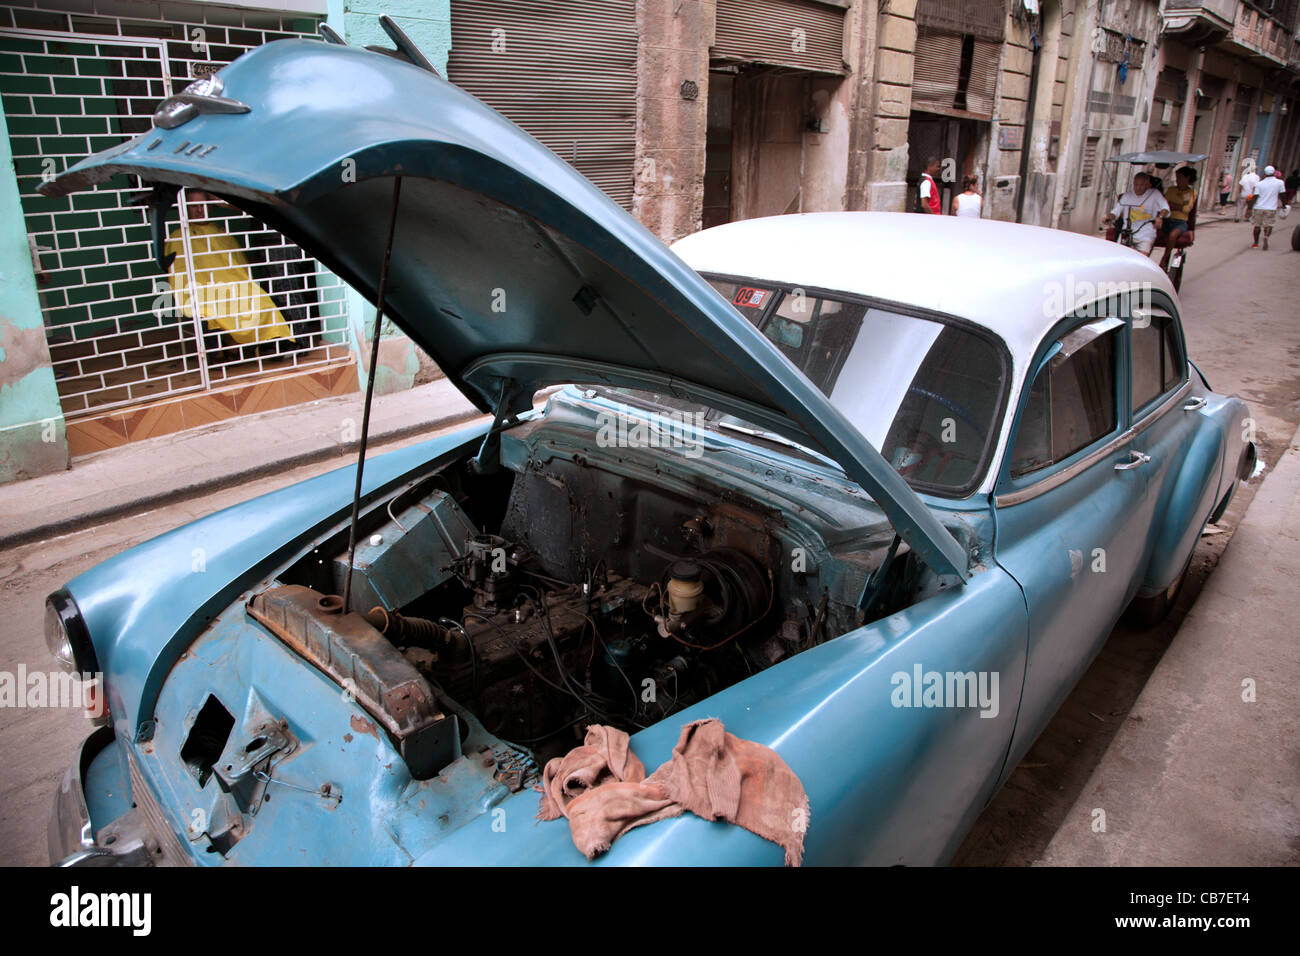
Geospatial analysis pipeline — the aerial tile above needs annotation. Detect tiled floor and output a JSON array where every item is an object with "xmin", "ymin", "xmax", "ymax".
[{"xmin": 64, "ymin": 359, "xmax": 359, "ymax": 458}]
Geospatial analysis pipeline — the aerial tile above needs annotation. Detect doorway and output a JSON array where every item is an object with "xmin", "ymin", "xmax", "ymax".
[{"xmin": 906, "ymin": 112, "xmax": 987, "ymax": 214}]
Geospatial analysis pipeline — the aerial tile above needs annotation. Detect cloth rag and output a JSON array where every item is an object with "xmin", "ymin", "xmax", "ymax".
[{"xmin": 537, "ymin": 718, "xmax": 809, "ymax": 866}]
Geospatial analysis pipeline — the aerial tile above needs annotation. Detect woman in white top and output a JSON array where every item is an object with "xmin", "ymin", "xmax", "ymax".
[{"xmin": 952, "ymin": 175, "xmax": 982, "ymax": 218}]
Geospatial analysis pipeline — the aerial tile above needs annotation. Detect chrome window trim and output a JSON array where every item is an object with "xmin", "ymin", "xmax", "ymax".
[
  {"xmin": 995, "ymin": 380, "xmax": 1191, "ymax": 508},
  {"xmin": 1131, "ymin": 379, "xmax": 1192, "ymax": 439}
]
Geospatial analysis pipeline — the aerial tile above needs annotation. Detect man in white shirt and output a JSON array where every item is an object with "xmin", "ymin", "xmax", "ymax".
[
  {"xmin": 1236, "ymin": 163, "xmax": 1259, "ymax": 222},
  {"xmin": 1103, "ymin": 172, "xmax": 1169, "ymax": 255},
  {"xmin": 1250, "ymin": 165, "xmax": 1286, "ymax": 250},
  {"xmin": 917, "ymin": 156, "xmax": 942, "ymax": 214}
]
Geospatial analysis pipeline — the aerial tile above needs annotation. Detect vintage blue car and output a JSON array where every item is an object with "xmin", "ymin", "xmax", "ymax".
[{"xmin": 42, "ymin": 35, "xmax": 1254, "ymax": 866}]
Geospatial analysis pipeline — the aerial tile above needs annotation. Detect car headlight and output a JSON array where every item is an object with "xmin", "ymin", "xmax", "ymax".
[{"xmin": 44, "ymin": 589, "xmax": 99, "ymax": 676}]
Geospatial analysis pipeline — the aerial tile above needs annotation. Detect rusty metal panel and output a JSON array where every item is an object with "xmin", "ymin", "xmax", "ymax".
[
  {"xmin": 447, "ymin": 0, "xmax": 637, "ymax": 209},
  {"xmin": 247, "ymin": 586, "xmax": 461, "ymax": 780},
  {"xmin": 713, "ymin": 0, "xmax": 847, "ymax": 75}
]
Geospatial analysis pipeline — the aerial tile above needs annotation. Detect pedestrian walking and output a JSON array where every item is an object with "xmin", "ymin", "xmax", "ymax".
[
  {"xmin": 1236, "ymin": 162, "xmax": 1258, "ymax": 222},
  {"xmin": 951, "ymin": 175, "xmax": 982, "ymax": 218},
  {"xmin": 917, "ymin": 156, "xmax": 942, "ymax": 215},
  {"xmin": 1218, "ymin": 168, "xmax": 1232, "ymax": 208},
  {"xmin": 1250, "ymin": 165, "xmax": 1285, "ymax": 250}
]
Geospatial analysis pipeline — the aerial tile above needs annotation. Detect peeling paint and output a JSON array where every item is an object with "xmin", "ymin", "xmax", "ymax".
[
  {"xmin": 350, "ymin": 714, "xmax": 379, "ymax": 739},
  {"xmin": 0, "ymin": 320, "xmax": 51, "ymax": 389}
]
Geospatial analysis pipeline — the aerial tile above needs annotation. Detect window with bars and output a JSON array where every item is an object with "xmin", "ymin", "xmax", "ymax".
[
  {"xmin": 1080, "ymin": 136, "xmax": 1099, "ymax": 189},
  {"xmin": 0, "ymin": 1, "xmax": 351, "ymax": 419}
]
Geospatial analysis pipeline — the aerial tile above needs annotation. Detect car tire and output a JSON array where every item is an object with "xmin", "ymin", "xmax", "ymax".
[{"xmin": 1125, "ymin": 550, "xmax": 1193, "ymax": 627}]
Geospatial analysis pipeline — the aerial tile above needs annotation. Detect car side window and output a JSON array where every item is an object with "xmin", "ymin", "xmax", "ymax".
[
  {"xmin": 1009, "ymin": 320, "xmax": 1121, "ymax": 479},
  {"xmin": 1131, "ymin": 309, "xmax": 1186, "ymax": 413}
]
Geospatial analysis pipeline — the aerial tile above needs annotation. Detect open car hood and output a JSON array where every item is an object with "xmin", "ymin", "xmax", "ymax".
[{"xmin": 41, "ymin": 39, "xmax": 968, "ymax": 579}]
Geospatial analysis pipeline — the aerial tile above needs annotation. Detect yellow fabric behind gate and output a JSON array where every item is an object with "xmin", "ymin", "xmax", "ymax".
[{"xmin": 166, "ymin": 223, "xmax": 295, "ymax": 345}]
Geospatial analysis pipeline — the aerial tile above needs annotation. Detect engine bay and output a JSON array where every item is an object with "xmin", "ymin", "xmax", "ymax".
[{"xmin": 268, "ymin": 396, "xmax": 953, "ymax": 773}]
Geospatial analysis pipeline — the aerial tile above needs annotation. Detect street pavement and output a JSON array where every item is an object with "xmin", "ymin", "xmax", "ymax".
[
  {"xmin": 0, "ymin": 216, "xmax": 1296, "ymax": 866},
  {"xmin": 1038, "ymin": 418, "xmax": 1300, "ymax": 865}
]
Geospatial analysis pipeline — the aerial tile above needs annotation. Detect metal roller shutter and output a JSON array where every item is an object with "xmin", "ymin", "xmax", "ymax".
[
  {"xmin": 912, "ymin": 30, "xmax": 963, "ymax": 113},
  {"xmin": 916, "ymin": 0, "xmax": 1005, "ymax": 42},
  {"xmin": 713, "ymin": 0, "xmax": 847, "ymax": 75},
  {"xmin": 447, "ymin": 0, "xmax": 637, "ymax": 209},
  {"xmin": 966, "ymin": 39, "xmax": 999, "ymax": 118},
  {"xmin": 912, "ymin": 29, "xmax": 998, "ymax": 119}
]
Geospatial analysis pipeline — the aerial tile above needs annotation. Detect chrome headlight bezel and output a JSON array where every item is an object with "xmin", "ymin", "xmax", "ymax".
[{"xmin": 44, "ymin": 589, "xmax": 99, "ymax": 676}]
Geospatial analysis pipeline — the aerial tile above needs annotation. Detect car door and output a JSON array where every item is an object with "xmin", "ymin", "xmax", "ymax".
[
  {"xmin": 1126, "ymin": 301, "xmax": 1217, "ymax": 596},
  {"xmin": 991, "ymin": 310, "xmax": 1148, "ymax": 776}
]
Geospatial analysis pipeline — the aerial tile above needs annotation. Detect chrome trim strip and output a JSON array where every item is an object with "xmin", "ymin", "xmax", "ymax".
[{"xmin": 1131, "ymin": 379, "xmax": 1192, "ymax": 440}]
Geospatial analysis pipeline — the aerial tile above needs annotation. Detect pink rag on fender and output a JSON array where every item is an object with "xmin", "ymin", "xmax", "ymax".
[
  {"xmin": 537, "ymin": 724, "xmax": 647, "ymax": 821},
  {"xmin": 536, "ymin": 718, "xmax": 810, "ymax": 866}
]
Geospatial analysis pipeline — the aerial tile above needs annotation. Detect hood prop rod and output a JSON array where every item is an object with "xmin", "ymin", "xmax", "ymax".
[{"xmin": 342, "ymin": 175, "xmax": 403, "ymax": 615}]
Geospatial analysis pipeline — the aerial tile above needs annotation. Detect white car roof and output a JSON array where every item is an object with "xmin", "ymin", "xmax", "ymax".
[
  {"xmin": 671, "ymin": 212, "xmax": 1180, "ymax": 499},
  {"xmin": 671, "ymin": 211, "xmax": 1178, "ymax": 372}
]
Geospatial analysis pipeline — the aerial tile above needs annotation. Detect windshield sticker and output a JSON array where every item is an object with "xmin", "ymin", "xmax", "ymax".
[{"xmin": 733, "ymin": 287, "xmax": 769, "ymax": 308}]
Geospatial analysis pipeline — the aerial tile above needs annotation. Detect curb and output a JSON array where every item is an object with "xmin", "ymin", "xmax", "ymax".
[{"xmin": 0, "ymin": 408, "xmax": 486, "ymax": 551}]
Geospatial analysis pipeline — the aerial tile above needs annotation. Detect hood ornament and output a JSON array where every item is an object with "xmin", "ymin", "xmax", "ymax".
[{"xmin": 153, "ymin": 75, "xmax": 250, "ymax": 130}]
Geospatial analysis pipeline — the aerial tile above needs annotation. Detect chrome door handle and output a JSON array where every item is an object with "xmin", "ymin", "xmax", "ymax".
[
  {"xmin": 1115, "ymin": 450, "xmax": 1151, "ymax": 471},
  {"xmin": 1183, "ymin": 396, "xmax": 1208, "ymax": 411}
]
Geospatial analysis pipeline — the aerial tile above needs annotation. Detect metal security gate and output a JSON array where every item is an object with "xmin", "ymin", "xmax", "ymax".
[
  {"xmin": 1, "ymin": 19, "xmax": 347, "ymax": 420},
  {"xmin": 713, "ymin": 0, "xmax": 847, "ymax": 75},
  {"xmin": 447, "ymin": 0, "xmax": 637, "ymax": 209},
  {"xmin": 912, "ymin": 28, "xmax": 1000, "ymax": 120}
]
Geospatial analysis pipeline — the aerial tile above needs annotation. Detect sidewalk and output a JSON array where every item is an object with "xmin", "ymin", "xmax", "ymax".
[
  {"xmin": 0, "ymin": 377, "xmax": 486, "ymax": 550},
  {"xmin": 1037, "ymin": 423, "xmax": 1300, "ymax": 866}
]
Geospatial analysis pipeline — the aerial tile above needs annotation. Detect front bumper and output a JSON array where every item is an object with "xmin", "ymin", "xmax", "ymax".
[{"xmin": 48, "ymin": 726, "xmax": 189, "ymax": 866}]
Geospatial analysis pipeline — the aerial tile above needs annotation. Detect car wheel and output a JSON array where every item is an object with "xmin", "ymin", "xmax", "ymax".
[{"xmin": 1125, "ymin": 550, "xmax": 1193, "ymax": 627}]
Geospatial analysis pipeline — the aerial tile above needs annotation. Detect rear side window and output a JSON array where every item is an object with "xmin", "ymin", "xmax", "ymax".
[
  {"xmin": 1131, "ymin": 310, "xmax": 1186, "ymax": 412},
  {"xmin": 1010, "ymin": 320, "xmax": 1120, "ymax": 478}
]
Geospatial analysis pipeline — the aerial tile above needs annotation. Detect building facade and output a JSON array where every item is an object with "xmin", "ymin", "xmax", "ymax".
[
  {"xmin": 1151, "ymin": 0, "xmax": 1300, "ymax": 213},
  {"xmin": 1, "ymin": 0, "xmax": 1297, "ymax": 483}
]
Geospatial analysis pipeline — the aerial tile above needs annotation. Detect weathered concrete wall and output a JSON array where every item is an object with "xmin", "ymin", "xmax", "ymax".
[
  {"xmin": 338, "ymin": 0, "xmax": 450, "ymax": 75},
  {"xmin": 329, "ymin": 0, "xmax": 450, "ymax": 395},
  {"xmin": 0, "ymin": 110, "xmax": 69, "ymax": 482},
  {"xmin": 863, "ymin": 0, "xmax": 913, "ymax": 211},
  {"xmin": 634, "ymin": 0, "xmax": 712, "ymax": 242}
]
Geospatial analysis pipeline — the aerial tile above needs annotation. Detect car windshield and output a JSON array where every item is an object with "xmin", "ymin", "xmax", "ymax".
[{"xmin": 594, "ymin": 277, "xmax": 1006, "ymax": 497}]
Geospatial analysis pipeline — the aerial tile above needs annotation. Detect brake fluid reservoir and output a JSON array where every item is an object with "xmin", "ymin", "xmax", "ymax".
[{"xmin": 667, "ymin": 561, "xmax": 704, "ymax": 615}]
